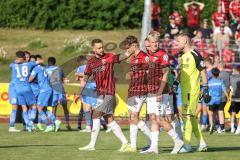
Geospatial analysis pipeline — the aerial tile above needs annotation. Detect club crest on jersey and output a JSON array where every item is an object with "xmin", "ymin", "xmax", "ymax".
[
  {"xmin": 145, "ymin": 56, "xmax": 150, "ymax": 62},
  {"xmin": 101, "ymin": 59, "xmax": 106, "ymax": 64},
  {"xmin": 163, "ymin": 54, "xmax": 169, "ymax": 61},
  {"xmin": 135, "ymin": 59, "xmax": 138, "ymax": 64},
  {"xmin": 200, "ymin": 61, "xmax": 206, "ymax": 67}
]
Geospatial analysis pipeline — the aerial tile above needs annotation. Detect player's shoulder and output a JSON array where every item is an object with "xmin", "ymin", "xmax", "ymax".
[
  {"xmin": 77, "ymin": 64, "xmax": 86, "ymax": 71},
  {"xmin": 104, "ymin": 52, "xmax": 117, "ymax": 58}
]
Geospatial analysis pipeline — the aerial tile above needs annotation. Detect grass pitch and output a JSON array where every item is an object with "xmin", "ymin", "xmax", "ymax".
[{"xmin": 0, "ymin": 124, "xmax": 240, "ymax": 160}]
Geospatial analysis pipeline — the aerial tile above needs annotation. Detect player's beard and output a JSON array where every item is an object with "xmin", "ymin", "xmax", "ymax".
[{"xmin": 96, "ymin": 51, "xmax": 104, "ymax": 57}]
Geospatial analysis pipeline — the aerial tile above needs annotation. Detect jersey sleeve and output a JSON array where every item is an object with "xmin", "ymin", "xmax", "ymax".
[
  {"xmin": 29, "ymin": 61, "xmax": 37, "ymax": 68},
  {"xmin": 111, "ymin": 53, "xmax": 120, "ymax": 63},
  {"xmin": 76, "ymin": 65, "xmax": 86, "ymax": 74},
  {"xmin": 84, "ymin": 63, "xmax": 92, "ymax": 76},
  {"xmin": 191, "ymin": 50, "xmax": 206, "ymax": 71},
  {"xmin": 30, "ymin": 67, "xmax": 38, "ymax": 78},
  {"xmin": 221, "ymin": 80, "xmax": 226, "ymax": 91}
]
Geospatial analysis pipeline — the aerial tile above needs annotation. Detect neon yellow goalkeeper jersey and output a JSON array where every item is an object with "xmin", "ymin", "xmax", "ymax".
[{"xmin": 180, "ymin": 49, "xmax": 206, "ymax": 95}]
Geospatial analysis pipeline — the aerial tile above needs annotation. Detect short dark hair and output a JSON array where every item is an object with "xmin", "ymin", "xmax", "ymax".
[
  {"xmin": 124, "ymin": 35, "xmax": 138, "ymax": 47},
  {"xmin": 16, "ymin": 51, "xmax": 25, "ymax": 58},
  {"xmin": 91, "ymin": 39, "xmax": 102, "ymax": 46},
  {"xmin": 48, "ymin": 57, "xmax": 56, "ymax": 65},
  {"xmin": 77, "ymin": 55, "xmax": 87, "ymax": 64},
  {"xmin": 211, "ymin": 67, "xmax": 220, "ymax": 77},
  {"xmin": 35, "ymin": 54, "xmax": 42, "ymax": 59},
  {"xmin": 24, "ymin": 51, "xmax": 31, "ymax": 56},
  {"xmin": 30, "ymin": 55, "xmax": 36, "ymax": 60}
]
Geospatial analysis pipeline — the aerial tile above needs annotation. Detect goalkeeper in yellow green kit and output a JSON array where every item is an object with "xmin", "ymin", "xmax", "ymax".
[{"xmin": 173, "ymin": 33, "xmax": 210, "ymax": 152}]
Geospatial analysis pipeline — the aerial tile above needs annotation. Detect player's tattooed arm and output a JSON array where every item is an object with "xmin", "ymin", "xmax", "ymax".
[
  {"xmin": 158, "ymin": 67, "xmax": 170, "ymax": 95},
  {"xmin": 200, "ymin": 69, "xmax": 208, "ymax": 86}
]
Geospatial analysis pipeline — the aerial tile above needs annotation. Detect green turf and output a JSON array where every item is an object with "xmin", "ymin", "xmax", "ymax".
[{"xmin": 0, "ymin": 124, "xmax": 240, "ymax": 160}]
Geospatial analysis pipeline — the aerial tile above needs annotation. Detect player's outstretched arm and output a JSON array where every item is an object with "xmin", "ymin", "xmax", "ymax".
[{"xmin": 118, "ymin": 47, "xmax": 135, "ymax": 62}]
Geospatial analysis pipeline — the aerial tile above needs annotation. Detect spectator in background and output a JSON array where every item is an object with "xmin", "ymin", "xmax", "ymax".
[
  {"xmin": 213, "ymin": 21, "xmax": 233, "ymax": 37},
  {"xmin": 199, "ymin": 19, "xmax": 213, "ymax": 39},
  {"xmin": 212, "ymin": 5, "xmax": 227, "ymax": 29},
  {"xmin": 170, "ymin": 10, "xmax": 183, "ymax": 27},
  {"xmin": 235, "ymin": 25, "xmax": 240, "ymax": 45},
  {"xmin": 230, "ymin": 65, "xmax": 240, "ymax": 134},
  {"xmin": 192, "ymin": 30, "xmax": 208, "ymax": 58},
  {"xmin": 217, "ymin": 61, "xmax": 231, "ymax": 123},
  {"xmin": 151, "ymin": 0, "xmax": 161, "ymax": 33},
  {"xmin": 166, "ymin": 15, "xmax": 181, "ymax": 39},
  {"xmin": 213, "ymin": 25, "xmax": 230, "ymax": 50},
  {"xmin": 221, "ymin": 43, "xmax": 235, "ymax": 71},
  {"xmin": 218, "ymin": 0, "xmax": 231, "ymax": 18},
  {"xmin": 160, "ymin": 33, "xmax": 172, "ymax": 54},
  {"xmin": 229, "ymin": 0, "xmax": 240, "ymax": 31},
  {"xmin": 184, "ymin": 0, "xmax": 205, "ymax": 38}
]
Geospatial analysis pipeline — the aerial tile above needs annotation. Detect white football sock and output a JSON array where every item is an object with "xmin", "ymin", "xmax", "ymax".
[
  {"xmin": 231, "ymin": 122, "xmax": 235, "ymax": 130},
  {"xmin": 108, "ymin": 121, "xmax": 128, "ymax": 144},
  {"xmin": 137, "ymin": 120, "xmax": 151, "ymax": 145},
  {"xmin": 130, "ymin": 124, "xmax": 138, "ymax": 148},
  {"xmin": 168, "ymin": 128, "xmax": 181, "ymax": 143},
  {"xmin": 89, "ymin": 119, "xmax": 100, "ymax": 147},
  {"xmin": 150, "ymin": 131, "xmax": 159, "ymax": 150},
  {"xmin": 145, "ymin": 120, "xmax": 151, "ymax": 145},
  {"xmin": 171, "ymin": 120, "xmax": 183, "ymax": 139}
]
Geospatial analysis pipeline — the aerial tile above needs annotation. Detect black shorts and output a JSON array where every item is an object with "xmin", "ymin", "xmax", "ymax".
[
  {"xmin": 229, "ymin": 102, "xmax": 240, "ymax": 114},
  {"xmin": 209, "ymin": 104, "xmax": 221, "ymax": 111},
  {"xmin": 219, "ymin": 102, "xmax": 226, "ymax": 111}
]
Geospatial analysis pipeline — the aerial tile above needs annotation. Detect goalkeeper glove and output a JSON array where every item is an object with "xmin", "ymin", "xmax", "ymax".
[
  {"xmin": 202, "ymin": 85, "xmax": 211, "ymax": 103},
  {"xmin": 172, "ymin": 80, "xmax": 179, "ymax": 93}
]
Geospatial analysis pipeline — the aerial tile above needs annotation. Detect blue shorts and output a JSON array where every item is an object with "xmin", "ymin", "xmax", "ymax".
[
  {"xmin": 9, "ymin": 83, "xmax": 17, "ymax": 105},
  {"xmin": 16, "ymin": 89, "xmax": 36, "ymax": 106},
  {"xmin": 50, "ymin": 93, "xmax": 67, "ymax": 107},
  {"xmin": 37, "ymin": 90, "xmax": 52, "ymax": 107},
  {"xmin": 31, "ymin": 84, "xmax": 39, "ymax": 98},
  {"xmin": 82, "ymin": 95, "xmax": 97, "ymax": 108}
]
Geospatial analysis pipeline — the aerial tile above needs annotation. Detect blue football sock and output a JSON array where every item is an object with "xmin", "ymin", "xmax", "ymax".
[
  {"xmin": 9, "ymin": 109, "xmax": 17, "ymax": 127},
  {"xmin": 38, "ymin": 114, "xmax": 42, "ymax": 124},
  {"xmin": 28, "ymin": 109, "xmax": 31, "ymax": 119},
  {"xmin": 22, "ymin": 111, "xmax": 30, "ymax": 126},
  {"xmin": 64, "ymin": 114, "xmax": 69, "ymax": 124},
  {"xmin": 46, "ymin": 110, "xmax": 56, "ymax": 123},
  {"xmin": 30, "ymin": 108, "xmax": 37, "ymax": 121},
  {"xmin": 84, "ymin": 110, "xmax": 92, "ymax": 127},
  {"xmin": 78, "ymin": 107, "xmax": 84, "ymax": 128},
  {"xmin": 39, "ymin": 111, "xmax": 49, "ymax": 126},
  {"xmin": 202, "ymin": 113, "xmax": 208, "ymax": 125}
]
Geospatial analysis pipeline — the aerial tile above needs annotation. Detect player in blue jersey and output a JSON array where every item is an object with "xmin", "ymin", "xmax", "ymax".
[
  {"xmin": 75, "ymin": 55, "xmax": 107, "ymax": 132},
  {"xmin": 75, "ymin": 57, "xmax": 95, "ymax": 132},
  {"xmin": 45, "ymin": 57, "xmax": 71, "ymax": 130},
  {"xmin": 208, "ymin": 68, "xmax": 229, "ymax": 134},
  {"xmin": 10, "ymin": 51, "xmax": 37, "ymax": 132},
  {"xmin": 8, "ymin": 58, "xmax": 21, "ymax": 132},
  {"xmin": 29, "ymin": 55, "xmax": 61, "ymax": 132},
  {"xmin": 29, "ymin": 55, "xmax": 44, "ymax": 131}
]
